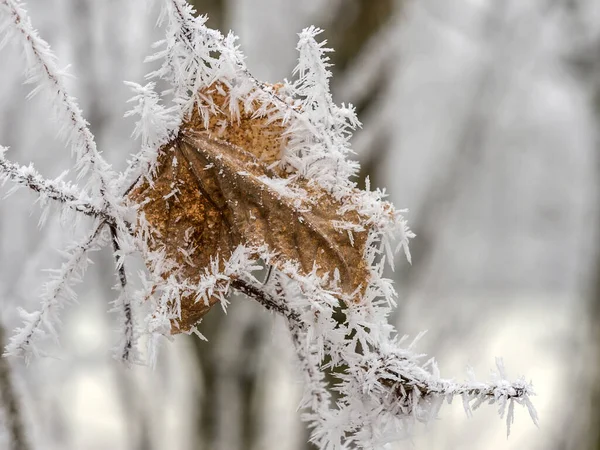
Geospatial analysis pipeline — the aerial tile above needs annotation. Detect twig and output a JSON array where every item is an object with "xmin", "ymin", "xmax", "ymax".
[
  {"xmin": 230, "ymin": 278, "xmax": 303, "ymax": 326},
  {"xmin": 0, "ymin": 152, "xmax": 113, "ymax": 223},
  {"xmin": 230, "ymin": 277, "xmax": 537, "ymax": 409},
  {"xmin": 4, "ymin": 222, "xmax": 107, "ymax": 359},
  {"xmin": 0, "ymin": 0, "xmax": 130, "ymax": 249},
  {"xmin": 109, "ymin": 223, "xmax": 134, "ymax": 362},
  {"xmin": 0, "ymin": 0, "xmax": 114, "ymax": 188}
]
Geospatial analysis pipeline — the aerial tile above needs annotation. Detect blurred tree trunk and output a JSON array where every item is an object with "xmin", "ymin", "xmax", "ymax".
[
  {"xmin": 326, "ymin": 0, "xmax": 397, "ymax": 190},
  {"xmin": 590, "ymin": 218, "xmax": 600, "ymax": 450},
  {"xmin": 0, "ymin": 323, "xmax": 31, "ymax": 450},
  {"xmin": 191, "ymin": 300, "xmax": 266, "ymax": 450},
  {"xmin": 582, "ymin": 51, "xmax": 600, "ymax": 448},
  {"xmin": 579, "ymin": 54, "xmax": 600, "ymax": 450},
  {"xmin": 190, "ymin": 0, "xmax": 225, "ymax": 30},
  {"xmin": 393, "ymin": 1, "xmax": 509, "ymax": 298},
  {"xmin": 580, "ymin": 86, "xmax": 600, "ymax": 449},
  {"xmin": 567, "ymin": 9, "xmax": 600, "ymax": 446}
]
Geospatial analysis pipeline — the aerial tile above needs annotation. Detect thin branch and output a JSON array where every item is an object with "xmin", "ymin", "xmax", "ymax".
[
  {"xmin": 0, "ymin": 0, "xmax": 124, "ymax": 223},
  {"xmin": 230, "ymin": 278, "xmax": 303, "ymax": 325},
  {"xmin": 0, "ymin": 0, "xmax": 107, "ymax": 172},
  {"xmin": 231, "ymin": 277, "xmax": 537, "ymax": 412},
  {"xmin": 4, "ymin": 221, "xmax": 108, "ymax": 359},
  {"xmin": 109, "ymin": 223, "xmax": 135, "ymax": 362},
  {"xmin": 285, "ymin": 315, "xmax": 331, "ymax": 431},
  {"xmin": 0, "ymin": 150, "xmax": 113, "ymax": 223}
]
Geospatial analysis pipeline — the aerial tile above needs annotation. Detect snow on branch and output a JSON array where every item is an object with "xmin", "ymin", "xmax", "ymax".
[
  {"xmin": 233, "ymin": 276, "xmax": 538, "ymax": 447},
  {"xmin": 119, "ymin": 81, "xmax": 180, "ymax": 191},
  {"xmin": 147, "ymin": 0, "xmax": 230, "ymax": 124},
  {"xmin": 0, "ymin": 147, "xmax": 111, "ymax": 224},
  {"xmin": 0, "ymin": 0, "xmax": 133, "ymax": 244},
  {"xmin": 0, "ymin": 144, "xmax": 137, "ymax": 360},
  {"xmin": 4, "ymin": 223, "xmax": 108, "ymax": 360},
  {"xmin": 0, "ymin": 0, "xmax": 113, "ymax": 190},
  {"xmin": 0, "ymin": 0, "xmax": 140, "ymax": 361},
  {"xmin": 285, "ymin": 26, "xmax": 361, "ymax": 195}
]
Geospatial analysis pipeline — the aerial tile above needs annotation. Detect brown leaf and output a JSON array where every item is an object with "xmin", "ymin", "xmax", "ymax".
[
  {"xmin": 184, "ymin": 82, "xmax": 287, "ymax": 166},
  {"xmin": 129, "ymin": 85, "xmax": 372, "ymax": 333}
]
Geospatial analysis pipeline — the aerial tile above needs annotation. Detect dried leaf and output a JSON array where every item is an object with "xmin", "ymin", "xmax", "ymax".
[
  {"xmin": 184, "ymin": 82, "xmax": 287, "ymax": 166},
  {"xmin": 129, "ymin": 84, "xmax": 372, "ymax": 333}
]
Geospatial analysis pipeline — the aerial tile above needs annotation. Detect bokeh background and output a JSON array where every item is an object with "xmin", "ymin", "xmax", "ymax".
[{"xmin": 0, "ymin": 0, "xmax": 599, "ymax": 449}]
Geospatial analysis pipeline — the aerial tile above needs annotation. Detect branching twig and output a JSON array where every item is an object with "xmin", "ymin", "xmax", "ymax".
[
  {"xmin": 231, "ymin": 277, "xmax": 538, "ymax": 420},
  {"xmin": 0, "ymin": 0, "xmax": 133, "ymax": 285}
]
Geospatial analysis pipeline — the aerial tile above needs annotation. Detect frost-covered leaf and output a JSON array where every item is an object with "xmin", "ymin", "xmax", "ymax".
[{"xmin": 128, "ymin": 85, "xmax": 383, "ymax": 332}]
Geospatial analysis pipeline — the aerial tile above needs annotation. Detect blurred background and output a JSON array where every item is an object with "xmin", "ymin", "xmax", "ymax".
[{"xmin": 0, "ymin": 0, "xmax": 599, "ymax": 449}]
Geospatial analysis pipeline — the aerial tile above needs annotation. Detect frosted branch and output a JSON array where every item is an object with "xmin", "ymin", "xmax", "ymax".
[
  {"xmin": 0, "ymin": 0, "xmax": 125, "ymax": 223},
  {"xmin": 0, "ymin": 148, "xmax": 112, "ymax": 222},
  {"xmin": 108, "ymin": 223, "xmax": 137, "ymax": 363},
  {"xmin": 118, "ymin": 81, "xmax": 180, "ymax": 192},
  {"xmin": 232, "ymin": 277, "xmax": 537, "ymax": 443},
  {"xmin": 4, "ymin": 222, "xmax": 109, "ymax": 360},
  {"xmin": 230, "ymin": 278, "xmax": 302, "ymax": 325}
]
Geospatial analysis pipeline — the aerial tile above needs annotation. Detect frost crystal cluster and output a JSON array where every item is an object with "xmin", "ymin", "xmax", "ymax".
[{"xmin": 0, "ymin": 0, "xmax": 538, "ymax": 448}]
